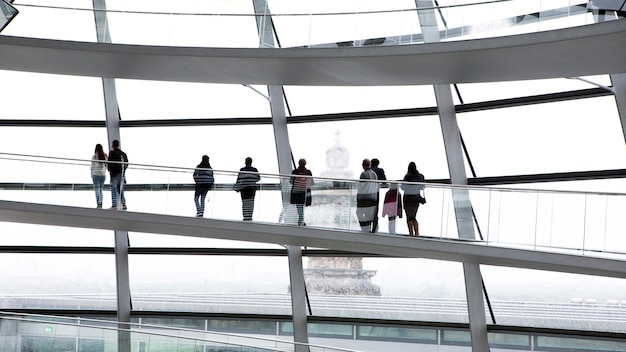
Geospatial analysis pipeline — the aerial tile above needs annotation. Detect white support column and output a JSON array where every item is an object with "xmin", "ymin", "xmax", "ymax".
[
  {"xmin": 416, "ymin": 2, "xmax": 489, "ymax": 351},
  {"xmin": 268, "ymin": 86, "xmax": 293, "ymax": 174},
  {"xmin": 114, "ymin": 230, "xmax": 131, "ymax": 352},
  {"xmin": 255, "ymin": 0, "xmax": 309, "ymax": 346},
  {"xmin": 92, "ymin": 0, "xmax": 121, "ymax": 145},
  {"xmin": 286, "ymin": 245, "xmax": 309, "ymax": 352},
  {"xmin": 268, "ymin": 85, "xmax": 309, "ymax": 350},
  {"xmin": 92, "ymin": 3, "xmax": 130, "ymax": 352},
  {"xmin": 103, "ymin": 78, "xmax": 121, "ymax": 144},
  {"xmin": 610, "ymin": 73, "xmax": 626, "ymax": 144}
]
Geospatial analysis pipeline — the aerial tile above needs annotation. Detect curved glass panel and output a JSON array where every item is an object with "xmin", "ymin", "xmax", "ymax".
[
  {"xmin": 106, "ymin": 0, "xmax": 260, "ymax": 47},
  {"xmin": 0, "ymin": 128, "xmax": 107, "ymax": 183},
  {"xmin": 129, "ymin": 255, "xmax": 291, "ymax": 314},
  {"xmin": 3, "ymin": 1, "xmax": 96, "ymax": 41},
  {"xmin": 0, "ymin": 71, "xmax": 105, "ymax": 121},
  {"xmin": 284, "ymin": 85, "xmax": 436, "ymax": 115},
  {"xmin": 128, "ymin": 232, "xmax": 285, "ymax": 249},
  {"xmin": 0, "ymin": 253, "xmax": 117, "ymax": 310},
  {"xmin": 457, "ymin": 75, "xmax": 613, "ymax": 103},
  {"xmin": 287, "ymin": 116, "xmax": 450, "ymax": 181},
  {"xmin": 122, "ymin": 125, "xmax": 279, "ymax": 175},
  {"xmin": 115, "ymin": 81, "xmax": 272, "ymax": 120},
  {"xmin": 457, "ymin": 96, "xmax": 625, "ymax": 176},
  {"xmin": 306, "ymin": 257, "xmax": 468, "ymax": 323},
  {"xmin": 0, "ymin": 223, "xmax": 113, "ymax": 246},
  {"xmin": 481, "ymin": 265, "xmax": 626, "ymax": 333}
]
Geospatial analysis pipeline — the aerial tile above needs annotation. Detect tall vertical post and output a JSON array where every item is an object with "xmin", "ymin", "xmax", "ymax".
[
  {"xmin": 114, "ymin": 230, "xmax": 132, "ymax": 352},
  {"xmin": 253, "ymin": 0, "xmax": 309, "ymax": 350},
  {"xmin": 92, "ymin": 2, "xmax": 130, "ymax": 352},
  {"xmin": 267, "ymin": 46, "xmax": 310, "ymax": 352},
  {"xmin": 416, "ymin": 2, "xmax": 489, "ymax": 351}
]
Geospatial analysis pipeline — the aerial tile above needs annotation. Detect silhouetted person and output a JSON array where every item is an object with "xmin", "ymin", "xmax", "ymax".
[
  {"xmin": 234, "ymin": 157, "xmax": 260, "ymax": 221},
  {"xmin": 107, "ymin": 139, "xmax": 128, "ymax": 210},
  {"xmin": 290, "ymin": 158, "xmax": 313, "ymax": 226},
  {"xmin": 402, "ymin": 162, "xmax": 425, "ymax": 236},
  {"xmin": 193, "ymin": 155, "xmax": 214, "ymax": 217},
  {"xmin": 90, "ymin": 143, "xmax": 107, "ymax": 208},
  {"xmin": 370, "ymin": 158, "xmax": 386, "ymax": 232}
]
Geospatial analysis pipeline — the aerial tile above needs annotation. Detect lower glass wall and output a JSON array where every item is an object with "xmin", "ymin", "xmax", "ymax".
[
  {"xmin": 3, "ymin": 314, "xmax": 625, "ymax": 352},
  {"xmin": 535, "ymin": 335, "xmax": 626, "ymax": 352}
]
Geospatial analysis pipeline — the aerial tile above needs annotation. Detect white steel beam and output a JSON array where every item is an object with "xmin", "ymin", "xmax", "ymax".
[{"xmin": 416, "ymin": 1, "xmax": 488, "ymax": 350}]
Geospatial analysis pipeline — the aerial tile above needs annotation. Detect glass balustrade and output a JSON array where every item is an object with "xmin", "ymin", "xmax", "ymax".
[
  {"xmin": 3, "ymin": 311, "xmax": 626, "ymax": 352},
  {"xmin": 0, "ymin": 311, "xmax": 358, "ymax": 352},
  {"xmin": 3, "ymin": 0, "xmax": 620, "ymax": 48},
  {"xmin": 0, "ymin": 152, "xmax": 625, "ymax": 258}
]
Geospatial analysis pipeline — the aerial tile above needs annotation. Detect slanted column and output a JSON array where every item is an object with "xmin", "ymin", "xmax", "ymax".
[
  {"xmin": 92, "ymin": 3, "xmax": 130, "ymax": 352},
  {"xmin": 610, "ymin": 74, "xmax": 626, "ymax": 145},
  {"xmin": 92, "ymin": 0, "xmax": 121, "ymax": 145},
  {"xmin": 268, "ymin": 83, "xmax": 310, "ymax": 352},
  {"xmin": 114, "ymin": 230, "xmax": 132, "ymax": 352},
  {"xmin": 254, "ymin": 0, "xmax": 309, "ymax": 349},
  {"xmin": 416, "ymin": 1, "xmax": 489, "ymax": 351}
]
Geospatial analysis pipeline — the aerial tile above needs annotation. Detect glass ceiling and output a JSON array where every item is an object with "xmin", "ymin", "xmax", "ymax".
[{"xmin": 0, "ymin": 0, "xmax": 625, "ymax": 347}]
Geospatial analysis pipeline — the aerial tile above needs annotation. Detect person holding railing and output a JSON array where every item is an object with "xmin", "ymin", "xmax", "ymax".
[
  {"xmin": 356, "ymin": 158, "xmax": 379, "ymax": 233},
  {"xmin": 90, "ymin": 144, "xmax": 108, "ymax": 208},
  {"xmin": 290, "ymin": 158, "xmax": 313, "ymax": 227},
  {"xmin": 233, "ymin": 157, "xmax": 260, "ymax": 221},
  {"xmin": 370, "ymin": 158, "xmax": 387, "ymax": 233},
  {"xmin": 107, "ymin": 139, "xmax": 128, "ymax": 210},
  {"xmin": 192, "ymin": 155, "xmax": 214, "ymax": 217},
  {"xmin": 401, "ymin": 161, "xmax": 425, "ymax": 236}
]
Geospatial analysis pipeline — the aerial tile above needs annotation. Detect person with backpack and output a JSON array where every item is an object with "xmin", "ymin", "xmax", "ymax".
[
  {"xmin": 193, "ymin": 155, "xmax": 214, "ymax": 217},
  {"xmin": 289, "ymin": 158, "xmax": 313, "ymax": 226},
  {"xmin": 107, "ymin": 139, "xmax": 128, "ymax": 210}
]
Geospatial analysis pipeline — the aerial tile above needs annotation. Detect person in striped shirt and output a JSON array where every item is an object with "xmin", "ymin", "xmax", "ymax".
[{"xmin": 234, "ymin": 157, "xmax": 260, "ymax": 221}]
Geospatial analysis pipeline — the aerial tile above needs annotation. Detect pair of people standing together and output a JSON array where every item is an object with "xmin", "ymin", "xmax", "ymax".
[
  {"xmin": 90, "ymin": 140, "xmax": 128, "ymax": 209},
  {"xmin": 232, "ymin": 157, "xmax": 313, "ymax": 225},
  {"xmin": 193, "ymin": 156, "xmax": 264, "ymax": 221},
  {"xmin": 195, "ymin": 156, "xmax": 258, "ymax": 220}
]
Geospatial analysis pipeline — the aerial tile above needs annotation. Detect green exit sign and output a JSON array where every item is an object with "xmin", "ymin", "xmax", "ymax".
[{"xmin": 44, "ymin": 326, "xmax": 53, "ymax": 333}]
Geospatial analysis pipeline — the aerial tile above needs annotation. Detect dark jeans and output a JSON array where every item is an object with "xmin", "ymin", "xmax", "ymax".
[
  {"xmin": 194, "ymin": 184, "xmax": 213, "ymax": 216},
  {"xmin": 240, "ymin": 187, "xmax": 256, "ymax": 220}
]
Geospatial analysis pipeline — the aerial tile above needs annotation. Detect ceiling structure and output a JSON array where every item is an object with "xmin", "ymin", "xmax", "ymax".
[{"xmin": 0, "ymin": 19, "xmax": 626, "ymax": 86}]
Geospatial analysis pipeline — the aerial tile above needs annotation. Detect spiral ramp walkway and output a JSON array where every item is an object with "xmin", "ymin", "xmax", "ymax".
[{"xmin": 0, "ymin": 199, "xmax": 623, "ymax": 279}]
